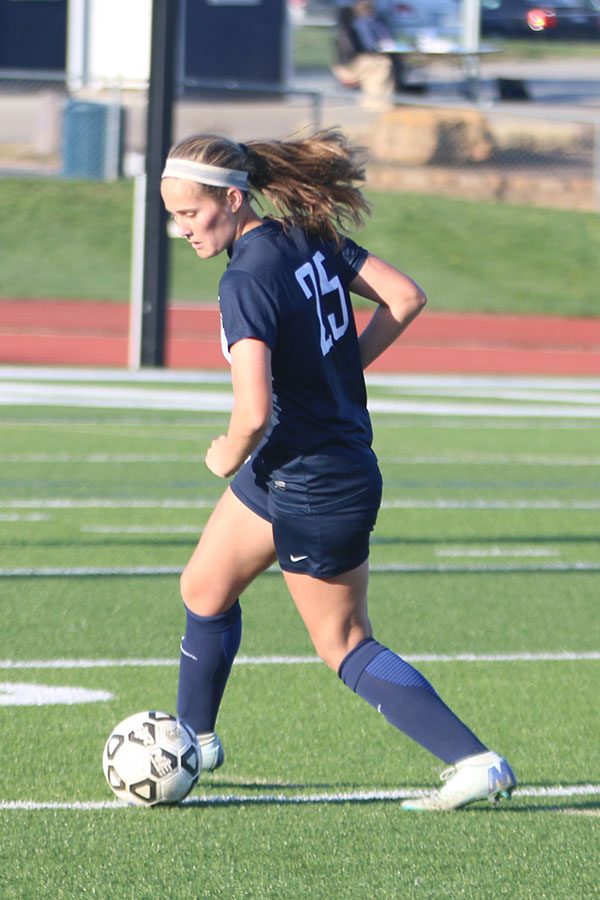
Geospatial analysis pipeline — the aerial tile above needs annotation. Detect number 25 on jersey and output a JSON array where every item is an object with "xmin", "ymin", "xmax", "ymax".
[{"xmin": 295, "ymin": 251, "xmax": 350, "ymax": 356}]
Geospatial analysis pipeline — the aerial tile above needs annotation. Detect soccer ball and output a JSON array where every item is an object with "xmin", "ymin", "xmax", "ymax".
[{"xmin": 102, "ymin": 710, "xmax": 200, "ymax": 806}]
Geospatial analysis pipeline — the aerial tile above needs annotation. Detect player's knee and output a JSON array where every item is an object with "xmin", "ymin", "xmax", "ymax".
[
  {"xmin": 179, "ymin": 564, "xmax": 236, "ymax": 616},
  {"xmin": 311, "ymin": 630, "xmax": 369, "ymax": 673},
  {"xmin": 313, "ymin": 642, "xmax": 340, "ymax": 672},
  {"xmin": 179, "ymin": 564, "xmax": 207, "ymax": 611},
  {"xmin": 311, "ymin": 617, "xmax": 373, "ymax": 672}
]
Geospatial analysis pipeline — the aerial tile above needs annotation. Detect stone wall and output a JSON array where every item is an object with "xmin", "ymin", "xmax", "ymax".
[
  {"xmin": 352, "ymin": 105, "xmax": 595, "ymax": 211},
  {"xmin": 366, "ymin": 162, "xmax": 594, "ymax": 211}
]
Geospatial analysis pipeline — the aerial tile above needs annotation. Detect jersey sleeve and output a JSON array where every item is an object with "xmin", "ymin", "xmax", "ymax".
[
  {"xmin": 337, "ymin": 236, "xmax": 369, "ymax": 282},
  {"xmin": 219, "ymin": 268, "xmax": 279, "ymax": 352}
]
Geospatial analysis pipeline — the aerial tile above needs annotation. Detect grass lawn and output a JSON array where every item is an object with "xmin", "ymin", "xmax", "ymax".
[{"xmin": 1, "ymin": 178, "xmax": 598, "ymax": 316}]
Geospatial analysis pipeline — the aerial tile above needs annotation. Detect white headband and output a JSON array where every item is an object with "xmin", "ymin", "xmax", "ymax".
[{"xmin": 161, "ymin": 158, "xmax": 248, "ymax": 190}]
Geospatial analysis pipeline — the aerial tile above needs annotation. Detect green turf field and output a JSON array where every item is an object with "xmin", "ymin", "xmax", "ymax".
[{"xmin": 0, "ymin": 368, "xmax": 599, "ymax": 898}]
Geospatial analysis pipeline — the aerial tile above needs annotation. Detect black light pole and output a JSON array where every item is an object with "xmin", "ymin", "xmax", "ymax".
[{"xmin": 140, "ymin": 0, "xmax": 180, "ymax": 367}]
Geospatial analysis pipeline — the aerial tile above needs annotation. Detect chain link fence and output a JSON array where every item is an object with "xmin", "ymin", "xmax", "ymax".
[
  {"xmin": 1, "ymin": 70, "xmax": 598, "ymax": 213},
  {"xmin": 0, "ymin": 74, "xmax": 131, "ymax": 179}
]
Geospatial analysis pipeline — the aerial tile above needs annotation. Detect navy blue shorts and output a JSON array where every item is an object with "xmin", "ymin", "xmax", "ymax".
[{"xmin": 230, "ymin": 449, "xmax": 382, "ymax": 579}]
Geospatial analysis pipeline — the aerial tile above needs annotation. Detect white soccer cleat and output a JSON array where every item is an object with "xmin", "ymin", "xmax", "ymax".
[
  {"xmin": 197, "ymin": 732, "xmax": 225, "ymax": 772},
  {"xmin": 402, "ymin": 751, "xmax": 517, "ymax": 812}
]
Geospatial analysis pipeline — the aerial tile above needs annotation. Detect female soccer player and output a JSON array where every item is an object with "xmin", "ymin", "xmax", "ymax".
[{"xmin": 160, "ymin": 130, "xmax": 516, "ymax": 811}]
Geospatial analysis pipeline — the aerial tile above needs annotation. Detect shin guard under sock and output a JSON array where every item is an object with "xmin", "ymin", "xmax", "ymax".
[
  {"xmin": 339, "ymin": 637, "xmax": 487, "ymax": 764},
  {"xmin": 177, "ymin": 600, "xmax": 242, "ymax": 735}
]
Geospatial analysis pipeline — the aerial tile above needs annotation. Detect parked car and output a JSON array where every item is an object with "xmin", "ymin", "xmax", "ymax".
[{"xmin": 481, "ymin": 0, "xmax": 600, "ymax": 38}]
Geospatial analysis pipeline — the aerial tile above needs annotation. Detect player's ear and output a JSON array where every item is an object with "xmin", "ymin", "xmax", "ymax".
[{"xmin": 226, "ymin": 187, "xmax": 245, "ymax": 214}]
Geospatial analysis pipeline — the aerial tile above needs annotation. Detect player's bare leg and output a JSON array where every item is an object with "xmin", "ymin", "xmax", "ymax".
[
  {"xmin": 283, "ymin": 563, "xmax": 512, "ymax": 809},
  {"xmin": 181, "ymin": 486, "xmax": 276, "ymax": 616},
  {"xmin": 282, "ymin": 560, "xmax": 372, "ymax": 671},
  {"xmin": 177, "ymin": 487, "xmax": 276, "ymax": 768}
]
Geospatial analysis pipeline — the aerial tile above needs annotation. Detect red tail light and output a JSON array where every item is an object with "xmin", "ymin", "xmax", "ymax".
[{"xmin": 527, "ymin": 7, "xmax": 558, "ymax": 31}]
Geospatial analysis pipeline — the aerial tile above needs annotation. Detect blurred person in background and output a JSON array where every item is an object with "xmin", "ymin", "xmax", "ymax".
[{"xmin": 331, "ymin": 0, "xmax": 397, "ymax": 109}]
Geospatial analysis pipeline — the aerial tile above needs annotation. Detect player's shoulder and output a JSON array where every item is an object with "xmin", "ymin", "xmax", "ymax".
[{"xmin": 226, "ymin": 219, "xmax": 367, "ymax": 282}]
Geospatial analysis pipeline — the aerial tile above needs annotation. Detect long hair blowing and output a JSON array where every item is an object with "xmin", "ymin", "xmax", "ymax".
[{"xmin": 167, "ymin": 129, "xmax": 372, "ymax": 244}]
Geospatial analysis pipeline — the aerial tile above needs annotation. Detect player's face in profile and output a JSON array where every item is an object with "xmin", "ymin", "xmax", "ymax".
[{"xmin": 161, "ymin": 179, "xmax": 238, "ymax": 259}]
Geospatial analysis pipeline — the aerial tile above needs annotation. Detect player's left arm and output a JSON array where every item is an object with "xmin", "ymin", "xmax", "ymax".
[
  {"xmin": 205, "ymin": 338, "xmax": 272, "ymax": 478},
  {"xmin": 350, "ymin": 253, "xmax": 427, "ymax": 370}
]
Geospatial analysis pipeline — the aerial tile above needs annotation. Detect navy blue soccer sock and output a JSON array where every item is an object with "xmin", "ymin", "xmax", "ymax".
[
  {"xmin": 339, "ymin": 637, "xmax": 487, "ymax": 764},
  {"xmin": 177, "ymin": 600, "xmax": 242, "ymax": 735}
]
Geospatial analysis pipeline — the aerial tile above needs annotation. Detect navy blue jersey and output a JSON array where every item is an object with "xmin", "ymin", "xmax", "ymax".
[{"xmin": 219, "ymin": 219, "xmax": 371, "ymax": 478}]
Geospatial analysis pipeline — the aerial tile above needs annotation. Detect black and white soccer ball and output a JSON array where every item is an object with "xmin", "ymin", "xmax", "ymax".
[{"xmin": 102, "ymin": 710, "xmax": 200, "ymax": 806}]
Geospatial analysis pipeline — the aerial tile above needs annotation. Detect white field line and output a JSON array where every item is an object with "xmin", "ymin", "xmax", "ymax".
[
  {"xmin": 0, "ymin": 366, "xmax": 233, "ymax": 385},
  {"xmin": 0, "ymin": 499, "xmax": 216, "ymax": 510},
  {"xmin": 2, "ymin": 367, "xmax": 600, "ymax": 391},
  {"xmin": 2, "ymin": 380, "xmax": 600, "ymax": 419},
  {"xmin": 377, "ymin": 420, "xmax": 599, "ymax": 431},
  {"xmin": 2, "ymin": 498, "xmax": 600, "ymax": 511},
  {"xmin": 434, "ymin": 548, "xmax": 560, "ymax": 558},
  {"xmin": 0, "ymin": 419, "xmax": 228, "ymax": 431},
  {"xmin": 1, "ymin": 562, "xmax": 600, "ymax": 578},
  {"xmin": 382, "ymin": 499, "xmax": 600, "ymax": 510},
  {"xmin": 1, "ymin": 784, "xmax": 599, "ymax": 811},
  {"xmin": 1, "ymin": 418, "xmax": 597, "ymax": 433},
  {"xmin": 0, "ymin": 454, "xmax": 200, "ymax": 463},
  {"xmin": 381, "ymin": 454, "xmax": 600, "ymax": 466},
  {"xmin": 378, "ymin": 387, "xmax": 600, "ymax": 405},
  {"xmin": 71, "ymin": 528, "xmax": 581, "ymax": 554},
  {"xmin": 0, "ymin": 513, "xmax": 50, "ymax": 522},
  {"xmin": 73, "ymin": 531, "xmax": 572, "ymax": 552},
  {"xmin": 365, "ymin": 374, "xmax": 600, "ymax": 391},
  {"xmin": 0, "ymin": 683, "xmax": 113, "ymax": 705},
  {"xmin": 2, "ymin": 452, "xmax": 599, "ymax": 466},
  {"xmin": 81, "ymin": 525, "xmax": 200, "ymax": 534},
  {"xmin": 76, "ymin": 531, "xmax": 569, "ymax": 557},
  {"xmin": 1, "ymin": 652, "xmax": 598, "ymax": 670},
  {"xmin": 368, "ymin": 399, "xmax": 600, "ymax": 419},
  {"xmin": 0, "ymin": 384, "xmax": 234, "ymax": 413},
  {"xmin": 74, "ymin": 532, "xmax": 572, "ymax": 559},
  {"xmin": 73, "ymin": 531, "xmax": 571, "ymax": 553}
]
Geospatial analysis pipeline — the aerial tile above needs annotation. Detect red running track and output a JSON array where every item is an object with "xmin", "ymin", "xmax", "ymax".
[{"xmin": 0, "ymin": 299, "xmax": 599, "ymax": 375}]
